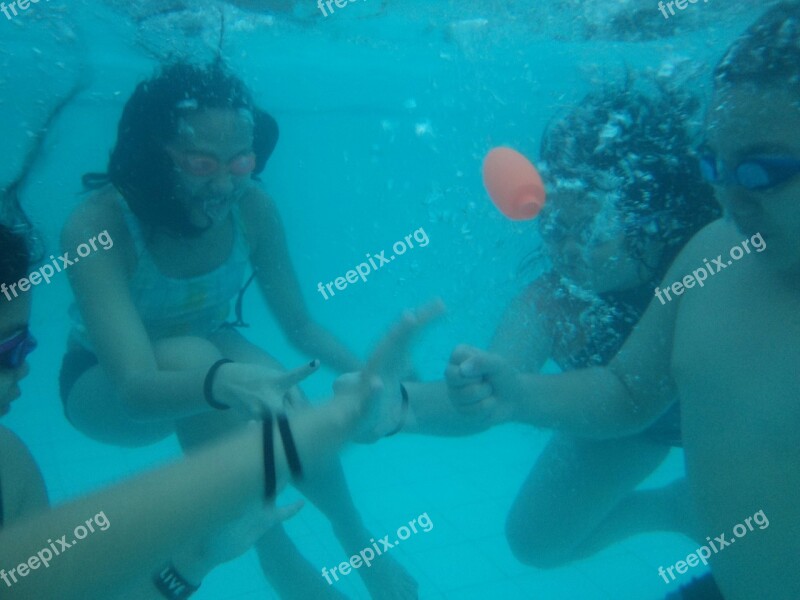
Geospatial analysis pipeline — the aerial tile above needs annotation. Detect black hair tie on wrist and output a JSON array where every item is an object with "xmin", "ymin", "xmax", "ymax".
[
  {"xmin": 278, "ymin": 414, "xmax": 303, "ymax": 480},
  {"xmin": 204, "ymin": 359, "xmax": 233, "ymax": 410},
  {"xmin": 385, "ymin": 383, "xmax": 410, "ymax": 437},
  {"xmin": 263, "ymin": 409, "xmax": 276, "ymax": 499}
]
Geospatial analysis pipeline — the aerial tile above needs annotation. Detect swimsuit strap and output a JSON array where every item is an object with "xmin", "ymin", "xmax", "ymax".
[{"xmin": 114, "ymin": 194, "xmax": 149, "ymax": 255}]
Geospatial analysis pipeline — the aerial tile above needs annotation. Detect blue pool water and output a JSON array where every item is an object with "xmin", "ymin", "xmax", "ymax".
[{"xmin": 0, "ymin": 1, "xmax": 769, "ymax": 598}]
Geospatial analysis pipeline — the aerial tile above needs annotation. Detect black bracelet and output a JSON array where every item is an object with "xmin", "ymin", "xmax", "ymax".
[
  {"xmin": 153, "ymin": 563, "xmax": 200, "ymax": 600},
  {"xmin": 385, "ymin": 383, "xmax": 410, "ymax": 437},
  {"xmin": 278, "ymin": 413, "xmax": 303, "ymax": 480},
  {"xmin": 263, "ymin": 409, "xmax": 276, "ymax": 499},
  {"xmin": 204, "ymin": 359, "xmax": 233, "ymax": 410}
]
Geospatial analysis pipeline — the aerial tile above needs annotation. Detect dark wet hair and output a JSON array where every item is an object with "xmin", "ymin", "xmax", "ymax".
[
  {"xmin": 537, "ymin": 76, "xmax": 720, "ymax": 283},
  {"xmin": 84, "ymin": 61, "xmax": 279, "ymax": 237},
  {"xmin": 714, "ymin": 2, "xmax": 800, "ymax": 92},
  {"xmin": 0, "ymin": 224, "xmax": 31, "ymax": 290}
]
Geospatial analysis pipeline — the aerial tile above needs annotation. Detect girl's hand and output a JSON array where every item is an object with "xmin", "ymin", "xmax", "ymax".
[
  {"xmin": 213, "ymin": 362, "xmax": 319, "ymax": 419},
  {"xmin": 334, "ymin": 301, "xmax": 445, "ymax": 442},
  {"xmin": 445, "ymin": 345, "xmax": 521, "ymax": 427}
]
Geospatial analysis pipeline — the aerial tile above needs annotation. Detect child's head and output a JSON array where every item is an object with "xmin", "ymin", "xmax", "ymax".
[
  {"xmin": 100, "ymin": 62, "xmax": 279, "ymax": 236},
  {"xmin": 538, "ymin": 77, "xmax": 720, "ymax": 292},
  {"xmin": 705, "ymin": 1, "xmax": 800, "ymax": 270},
  {"xmin": 0, "ymin": 223, "xmax": 34, "ymax": 414}
]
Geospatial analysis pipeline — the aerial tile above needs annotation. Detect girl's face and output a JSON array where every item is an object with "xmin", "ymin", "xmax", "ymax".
[
  {"xmin": 0, "ymin": 296, "xmax": 32, "ymax": 416},
  {"xmin": 539, "ymin": 183, "xmax": 662, "ymax": 293},
  {"xmin": 705, "ymin": 86, "xmax": 800, "ymax": 272},
  {"xmin": 167, "ymin": 108, "xmax": 256, "ymax": 228}
]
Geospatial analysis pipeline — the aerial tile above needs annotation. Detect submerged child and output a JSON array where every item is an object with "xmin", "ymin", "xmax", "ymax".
[
  {"xmin": 60, "ymin": 62, "xmax": 415, "ymax": 599},
  {"xmin": 496, "ymin": 77, "xmax": 719, "ymax": 566},
  {"xmin": 399, "ymin": 74, "xmax": 721, "ymax": 593},
  {"xmin": 447, "ymin": 3, "xmax": 800, "ymax": 598}
]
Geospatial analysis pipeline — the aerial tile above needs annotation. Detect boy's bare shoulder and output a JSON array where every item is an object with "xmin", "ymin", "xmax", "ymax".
[{"xmin": 669, "ymin": 218, "xmax": 741, "ymax": 271}]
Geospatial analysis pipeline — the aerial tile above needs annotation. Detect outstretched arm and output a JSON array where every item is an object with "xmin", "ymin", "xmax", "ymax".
[
  {"xmin": 444, "ymin": 229, "xmax": 709, "ymax": 439},
  {"xmin": 0, "ymin": 306, "xmax": 437, "ymax": 600}
]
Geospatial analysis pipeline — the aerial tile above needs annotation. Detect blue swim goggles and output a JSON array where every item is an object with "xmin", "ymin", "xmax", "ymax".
[
  {"xmin": 0, "ymin": 328, "xmax": 37, "ymax": 370},
  {"xmin": 700, "ymin": 150, "xmax": 800, "ymax": 191}
]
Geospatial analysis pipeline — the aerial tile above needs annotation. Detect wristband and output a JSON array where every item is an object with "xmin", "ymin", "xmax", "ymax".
[
  {"xmin": 263, "ymin": 409, "xmax": 276, "ymax": 499},
  {"xmin": 278, "ymin": 413, "xmax": 303, "ymax": 480},
  {"xmin": 153, "ymin": 563, "xmax": 200, "ymax": 600},
  {"xmin": 204, "ymin": 359, "xmax": 233, "ymax": 410},
  {"xmin": 385, "ymin": 383, "xmax": 410, "ymax": 437}
]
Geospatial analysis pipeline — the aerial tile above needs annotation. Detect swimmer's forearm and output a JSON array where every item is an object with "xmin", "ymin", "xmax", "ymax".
[
  {"xmin": 0, "ymin": 402, "xmax": 355, "ymax": 599},
  {"xmin": 403, "ymin": 381, "xmax": 491, "ymax": 436},
  {"xmin": 509, "ymin": 368, "xmax": 654, "ymax": 439}
]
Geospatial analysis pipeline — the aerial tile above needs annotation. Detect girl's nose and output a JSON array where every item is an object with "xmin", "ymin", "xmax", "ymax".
[{"xmin": 210, "ymin": 172, "xmax": 235, "ymax": 196}]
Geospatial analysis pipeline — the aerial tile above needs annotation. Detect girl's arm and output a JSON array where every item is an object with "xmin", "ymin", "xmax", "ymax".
[
  {"xmin": 240, "ymin": 190, "xmax": 361, "ymax": 373},
  {"xmin": 62, "ymin": 195, "xmax": 221, "ymax": 420},
  {"xmin": 62, "ymin": 194, "xmax": 290, "ymax": 421}
]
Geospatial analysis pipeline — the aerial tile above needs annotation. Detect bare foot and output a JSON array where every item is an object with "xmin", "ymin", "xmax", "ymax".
[{"xmin": 358, "ymin": 551, "xmax": 419, "ymax": 600}]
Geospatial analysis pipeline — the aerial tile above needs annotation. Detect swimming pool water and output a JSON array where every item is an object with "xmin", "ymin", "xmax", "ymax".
[{"xmin": 1, "ymin": 1, "xmax": 765, "ymax": 598}]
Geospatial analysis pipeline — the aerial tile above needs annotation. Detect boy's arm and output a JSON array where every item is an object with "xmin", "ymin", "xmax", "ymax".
[
  {"xmin": 448, "ymin": 226, "xmax": 716, "ymax": 439},
  {"xmin": 402, "ymin": 288, "xmax": 554, "ymax": 437}
]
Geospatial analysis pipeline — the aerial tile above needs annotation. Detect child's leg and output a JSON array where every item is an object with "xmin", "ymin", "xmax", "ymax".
[
  {"xmin": 254, "ymin": 527, "xmax": 347, "ymax": 600},
  {"xmin": 292, "ymin": 458, "xmax": 418, "ymax": 600},
  {"xmin": 506, "ymin": 432, "xmax": 672, "ymax": 568},
  {"xmin": 574, "ymin": 476, "xmax": 700, "ymax": 558}
]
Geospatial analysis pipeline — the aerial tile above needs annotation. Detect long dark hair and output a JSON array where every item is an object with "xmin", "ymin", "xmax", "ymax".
[{"xmin": 84, "ymin": 61, "xmax": 279, "ymax": 237}]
